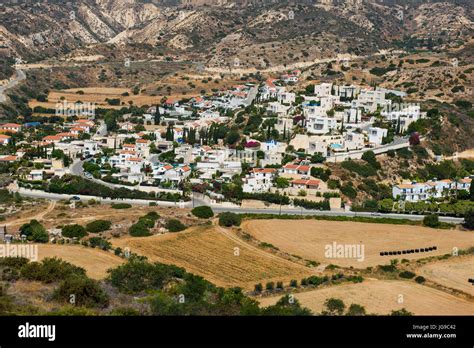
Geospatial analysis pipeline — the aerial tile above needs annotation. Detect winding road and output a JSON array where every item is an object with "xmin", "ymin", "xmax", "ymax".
[{"xmin": 0, "ymin": 69, "xmax": 26, "ymax": 103}]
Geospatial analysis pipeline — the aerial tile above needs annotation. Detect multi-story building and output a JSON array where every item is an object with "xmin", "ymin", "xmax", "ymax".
[
  {"xmin": 243, "ymin": 168, "xmax": 277, "ymax": 193},
  {"xmin": 392, "ymin": 177, "xmax": 472, "ymax": 202}
]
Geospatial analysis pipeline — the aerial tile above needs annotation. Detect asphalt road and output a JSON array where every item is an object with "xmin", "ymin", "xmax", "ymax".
[
  {"xmin": 209, "ymin": 205, "xmax": 464, "ymax": 224},
  {"xmin": 14, "ymin": 187, "xmax": 189, "ymax": 208},
  {"xmin": 13, "ymin": 187, "xmax": 465, "ymax": 224},
  {"xmin": 70, "ymin": 159, "xmax": 118, "ymax": 189},
  {"xmin": 0, "ymin": 69, "xmax": 26, "ymax": 103}
]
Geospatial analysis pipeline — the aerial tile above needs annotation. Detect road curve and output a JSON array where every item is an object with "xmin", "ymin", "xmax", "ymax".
[{"xmin": 0, "ymin": 69, "xmax": 26, "ymax": 103}]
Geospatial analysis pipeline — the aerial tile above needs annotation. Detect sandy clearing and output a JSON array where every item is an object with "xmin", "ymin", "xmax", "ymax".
[
  {"xmin": 242, "ymin": 220, "xmax": 474, "ymax": 268},
  {"xmin": 111, "ymin": 225, "xmax": 314, "ymax": 289},
  {"xmin": 258, "ymin": 279, "xmax": 474, "ymax": 315},
  {"xmin": 37, "ymin": 244, "xmax": 124, "ymax": 280}
]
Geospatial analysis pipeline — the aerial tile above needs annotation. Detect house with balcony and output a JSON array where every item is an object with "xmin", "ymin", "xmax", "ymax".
[
  {"xmin": 392, "ymin": 177, "xmax": 471, "ymax": 202},
  {"xmin": 243, "ymin": 168, "xmax": 277, "ymax": 193}
]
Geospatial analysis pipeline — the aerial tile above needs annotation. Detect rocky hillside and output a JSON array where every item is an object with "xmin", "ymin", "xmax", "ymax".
[{"xmin": 0, "ymin": 0, "xmax": 472, "ymax": 67}]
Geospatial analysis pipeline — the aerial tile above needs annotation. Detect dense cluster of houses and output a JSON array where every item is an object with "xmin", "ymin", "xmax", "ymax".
[
  {"xmin": 259, "ymin": 80, "xmax": 423, "ymax": 157},
  {"xmin": 392, "ymin": 177, "xmax": 472, "ymax": 202},
  {"xmin": 0, "ymin": 74, "xmax": 449, "ymax": 208}
]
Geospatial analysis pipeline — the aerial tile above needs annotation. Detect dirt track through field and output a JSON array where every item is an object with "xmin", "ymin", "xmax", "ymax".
[
  {"xmin": 5, "ymin": 201, "xmax": 56, "ymax": 227},
  {"xmin": 242, "ymin": 220, "xmax": 474, "ymax": 268},
  {"xmin": 112, "ymin": 225, "xmax": 314, "ymax": 289}
]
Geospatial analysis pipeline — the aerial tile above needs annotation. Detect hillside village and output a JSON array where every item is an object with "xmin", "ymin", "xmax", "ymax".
[{"xmin": 0, "ymin": 74, "xmax": 472, "ymax": 215}]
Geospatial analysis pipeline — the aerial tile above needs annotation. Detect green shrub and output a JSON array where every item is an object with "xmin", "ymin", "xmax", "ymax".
[
  {"xmin": 346, "ymin": 304, "xmax": 366, "ymax": 316},
  {"xmin": 165, "ymin": 219, "xmax": 186, "ymax": 232},
  {"xmin": 391, "ymin": 308, "xmax": 412, "ymax": 316},
  {"xmin": 53, "ymin": 275, "xmax": 109, "ymax": 308},
  {"xmin": 111, "ymin": 203, "xmax": 132, "ymax": 209},
  {"xmin": 107, "ymin": 260, "xmax": 185, "ymax": 294},
  {"xmin": 20, "ymin": 257, "xmax": 86, "ymax": 283},
  {"xmin": 19, "ymin": 220, "xmax": 49, "ymax": 243},
  {"xmin": 143, "ymin": 212, "xmax": 160, "ymax": 221},
  {"xmin": 341, "ymin": 160, "xmax": 377, "ymax": 177},
  {"xmin": 290, "ymin": 279, "xmax": 298, "ymax": 288},
  {"xmin": 129, "ymin": 222, "xmax": 151, "ymax": 237},
  {"xmin": 341, "ymin": 184, "xmax": 357, "ymax": 199},
  {"xmin": 62, "ymin": 224, "xmax": 88, "ymax": 239},
  {"xmin": 0, "ymin": 257, "xmax": 30, "ymax": 269},
  {"xmin": 218, "ymin": 212, "xmax": 242, "ymax": 227},
  {"xmin": 415, "ymin": 276, "xmax": 426, "ymax": 284},
  {"xmin": 423, "ymin": 214, "xmax": 440, "ymax": 228},
  {"xmin": 464, "ymin": 210, "xmax": 474, "ymax": 230},
  {"xmin": 399, "ymin": 271, "xmax": 416, "ymax": 279},
  {"xmin": 324, "ymin": 298, "xmax": 345, "ymax": 315},
  {"xmin": 138, "ymin": 217, "xmax": 156, "ymax": 229},
  {"xmin": 88, "ymin": 237, "xmax": 112, "ymax": 251},
  {"xmin": 86, "ymin": 220, "xmax": 112, "ymax": 233},
  {"xmin": 191, "ymin": 206, "xmax": 214, "ymax": 219},
  {"xmin": 254, "ymin": 283, "xmax": 263, "ymax": 293}
]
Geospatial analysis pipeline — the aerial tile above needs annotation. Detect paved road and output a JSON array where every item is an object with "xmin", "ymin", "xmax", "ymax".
[
  {"xmin": 327, "ymin": 136, "xmax": 411, "ymax": 162},
  {"xmin": 12, "ymin": 187, "xmax": 190, "ymax": 208},
  {"xmin": 191, "ymin": 196, "xmax": 465, "ymax": 224},
  {"xmin": 57, "ymin": 164, "xmax": 469, "ymax": 225},
  {"xmin": 70, "ymin": 159, "xmax": 118, "ymax": 189},
  {"xmin": 0, "ymin": 69, "xmax": 26, "ymax": 103},
  {"xmin": 209, "ymin": 206, "xmax": 464, "ymax": 224},
  {"xmin": 11, "ymin": 185, "xmax": 466, "ymax": 224},
  {"xmin": 93, "ymin": 120, "xmax": 107, "ymax": 138},
  {"xmin": 243, "ymin": 86, "xmax": 259, "ymax": 106}
]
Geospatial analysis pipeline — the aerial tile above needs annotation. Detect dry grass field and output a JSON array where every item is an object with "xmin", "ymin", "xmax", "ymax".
[
  {"xmin": 418, "ymin": 256, "xmax": 474, "ymax": 296},
  {"xmin": 29, "ymin": 88, "xmax": 151, "ymax": 110},
  {"xmin": 258, "ymin": 279, "xmax": 474, "ymax": 315},
  {"xmin": 112, "ymin": 225, "xmax": 314, "ymax": 289},
  {"xmin": 242, "ymin": 220, "xmax": 474, "ymax": 268},
  {"xmin": 37, "ymin": 244, "xmax": 124, "ymax": 279}
]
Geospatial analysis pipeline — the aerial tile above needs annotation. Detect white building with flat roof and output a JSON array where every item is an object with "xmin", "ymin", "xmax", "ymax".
[{"xmin": 368, "ymin": 127, "xmax": 388, "ymax": 146}]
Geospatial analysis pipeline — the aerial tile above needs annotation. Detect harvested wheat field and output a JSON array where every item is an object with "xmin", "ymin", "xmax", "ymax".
[
  {"xmin": 112, "ymin": 225, "xmax": 313, "ymax": 289},
  {"xmin": 419, "ymin": 256, "xmax": 474, "ymax": 295},
  {"xmin": 258, "ymin": 279, "xmax": 474, "ymax": 315},
  {"xmin": 37, "ymin": 244, "xmax": 124, "ymax": 280},
  {"xmin": 242, "ymin": 220, "xmax": 474, "ymax": 268}
]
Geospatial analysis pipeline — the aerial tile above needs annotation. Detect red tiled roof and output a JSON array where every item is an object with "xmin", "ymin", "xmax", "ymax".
[
  {"xmin": 0, "ymin": 155, "xmax": 17, "ymax": 162},
  {"xmin": 253, "ymin": 168, "xmax": 277, "ymax": 174},
  {"xmin": 291, "ymin": 179, "xmax": 320, "ymax": 187}
]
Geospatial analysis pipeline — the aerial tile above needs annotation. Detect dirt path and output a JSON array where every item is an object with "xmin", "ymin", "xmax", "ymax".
[
  {"xmin": 5, "ymin": 201, "xmax": 56, "ymax": 227},
  {"xmin": 214, "ymin": 221, "xmax": 311, "ymax": 273}
]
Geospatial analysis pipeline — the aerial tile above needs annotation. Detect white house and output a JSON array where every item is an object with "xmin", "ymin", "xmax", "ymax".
[
  {"xmin": 243, "ymin": 168, "xmax": 277, "ymax": 193},
  {"xmin": 277, "ymin": 92, "xmax": 296, "ymax": 105},
  {"xmin": 381, "ymin": 104, "xmax": 422, "ymax": 132},
  {"xmin": 83, "ymin": 140, "xmax": 100, "ymax": 157},
  {"xmin": 313, "ymin": 83, "xmax": 332, "ymax": 97},
  {"xmin": 392, "ymin": 177, "xmax": 471, "ymax": 202},
  {"xmin": 307, "ymin": 116, "xmax": 338, "ymax": 135},
  {"xmin": 343, "ymin": 132, "xmax": 365, "ymax": 151},
  {"xmin": 282, "ymin": 163, "xmax": 311, "ymax": 176},
  {"xmin": 368, "ymin": 127, "xmax": 388, "ymax": 146},
  {"xmin": 267, "ymin": 102, "xmax": 292, "ymax": 116}
]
